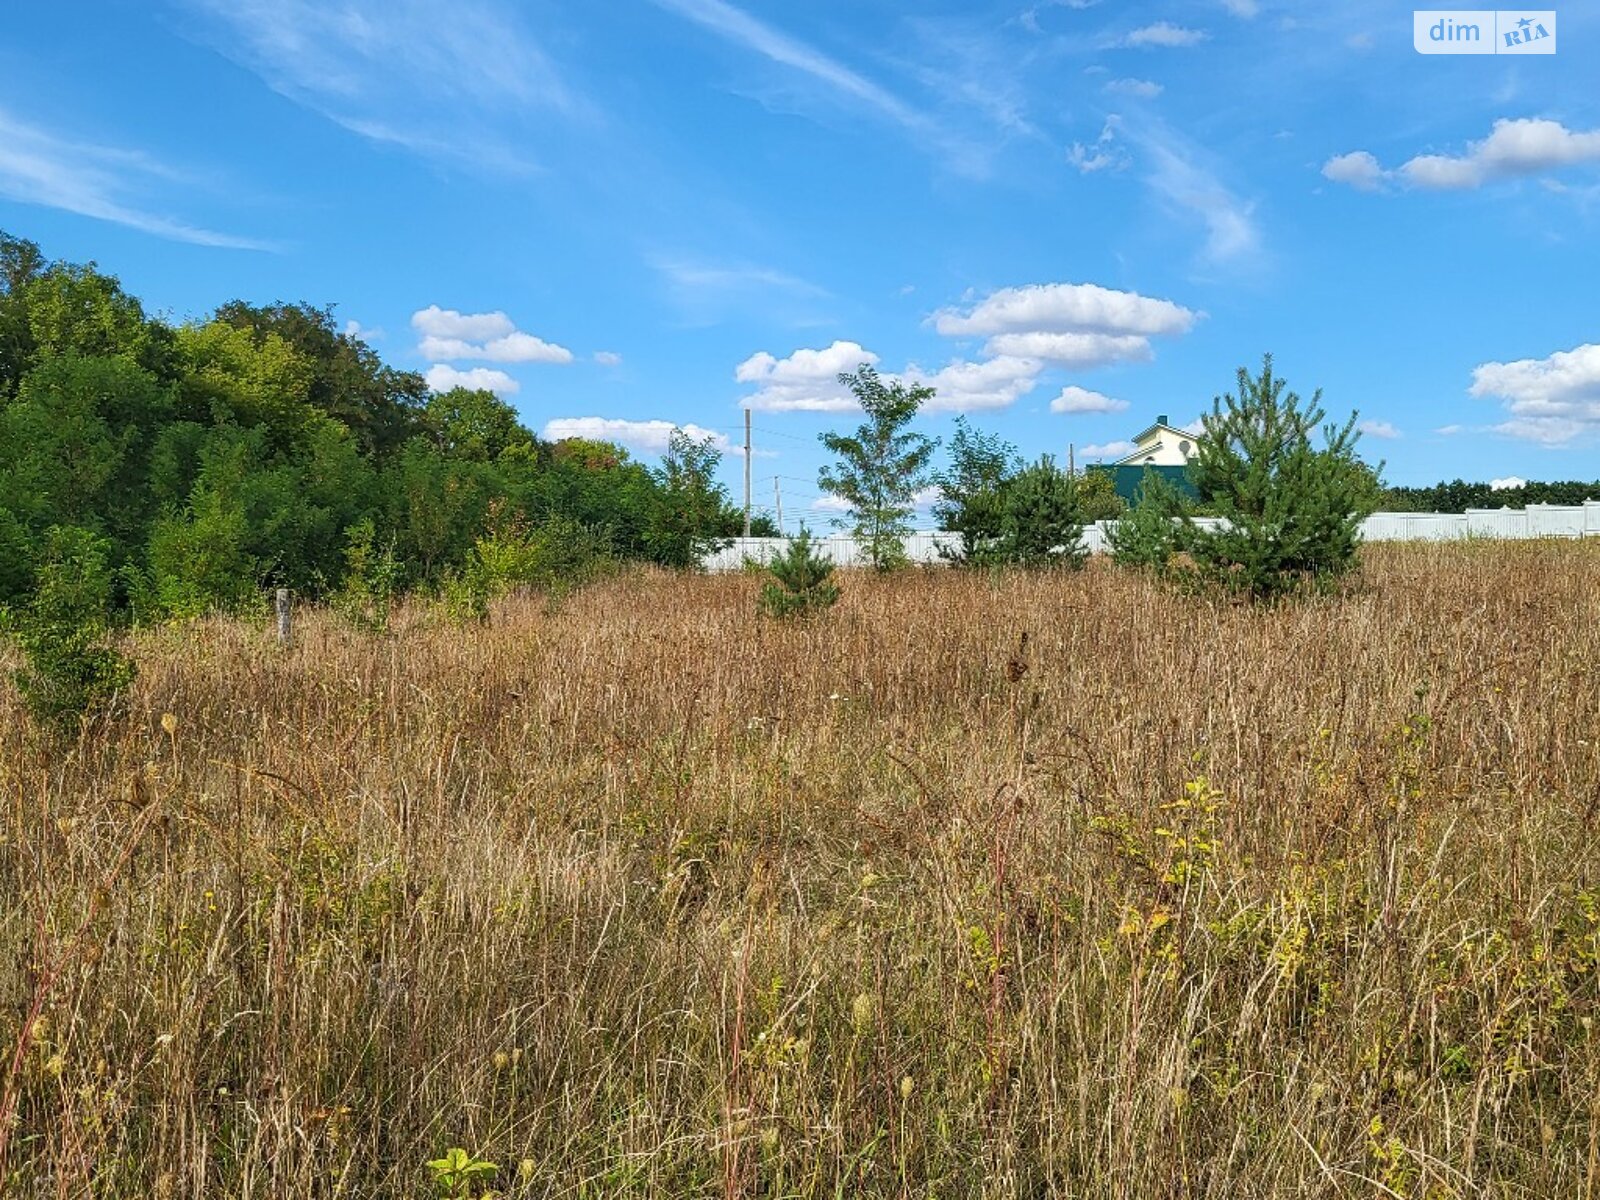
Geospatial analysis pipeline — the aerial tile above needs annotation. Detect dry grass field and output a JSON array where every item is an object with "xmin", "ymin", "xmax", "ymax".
[{"xmin": 2, "ymin": 542, "xmax": 1599, "ymax": 1198}]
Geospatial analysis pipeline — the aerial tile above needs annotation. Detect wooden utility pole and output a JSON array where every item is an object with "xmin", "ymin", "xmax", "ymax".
[
  {"xmin": 742, "ymin": 409, "xmax": 752, "ymax": 538},
  {"xmin": 773, "ymin": 476, "xmax": 783, "ymax": 535}
]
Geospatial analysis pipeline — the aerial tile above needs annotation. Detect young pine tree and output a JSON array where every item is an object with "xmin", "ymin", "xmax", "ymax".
[
  {"xmin": 1182, "ymin": 354, "xmax": 1377, "ymax": 598},
  {"xmin": 994, "ymin": 456, "xmax": 1088, "ymax": 569},
  {"xmin": 817, "ymin": 366, "xmax": 937, "ymax": 571},
  {"xmin": 757, "ymin": 528, "xmax": 840, "ymax": 618},
  {"xmin": 1107, "ymin": 469, "xmax": 1183, "ymax": 572}
]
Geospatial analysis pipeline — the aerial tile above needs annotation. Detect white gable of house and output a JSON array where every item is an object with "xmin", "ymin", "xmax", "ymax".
[{"xmin": 1113, "ymin": 421, "xmax": 1198, "ymax": 467}]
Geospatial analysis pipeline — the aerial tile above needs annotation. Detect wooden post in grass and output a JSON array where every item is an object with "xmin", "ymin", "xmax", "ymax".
[{"xmin": 275, "ymin": 588, "xmax": 292, "ymax": 648}]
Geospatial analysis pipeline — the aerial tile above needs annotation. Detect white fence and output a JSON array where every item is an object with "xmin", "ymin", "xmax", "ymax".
[{"xmin": 705, "ymin": 502, "xmax": 1600, "ymax": 571}]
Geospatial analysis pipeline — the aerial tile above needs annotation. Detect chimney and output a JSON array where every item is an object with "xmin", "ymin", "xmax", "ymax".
[{"xmin": 1156, "ymin": 413, "xmax": 1168, "ymax": 426}]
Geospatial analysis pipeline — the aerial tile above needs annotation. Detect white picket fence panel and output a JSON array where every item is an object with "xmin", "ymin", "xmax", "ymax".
[{"xmin": 705, "ymin": 502, "xmax": 1600, "ymax": 571}]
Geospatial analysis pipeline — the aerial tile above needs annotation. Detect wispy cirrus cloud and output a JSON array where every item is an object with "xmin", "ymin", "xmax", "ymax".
[
  {"xmin": 1105, "ymin": 77, "xmax": 1163, "ymax": 98},
  {"xmin": 178, "ymin": 0, "xmax": 581, "ymax": 170},
  {"xmin": 0, "ymin": 107, "xmax": 268, "ymax": 249},
  {"xmin": 1125, "ymin": 121, "xmax": 1261, "ymax": 264},
  {"xmin": 652, "ymin": 256, "xmax": 831, "ymax": 326},
  {"xmin": 648, "ymin": 0, "xmax": 996, "ymax": 174},
  {"xmin": 652, "ymin": 0, "xmax": 923, "ymax": 129}
]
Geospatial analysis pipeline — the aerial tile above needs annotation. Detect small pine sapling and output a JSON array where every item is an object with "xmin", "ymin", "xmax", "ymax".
[{"xmin": 758, "ymin": 528, "xmax": 841, "ymax": 618}]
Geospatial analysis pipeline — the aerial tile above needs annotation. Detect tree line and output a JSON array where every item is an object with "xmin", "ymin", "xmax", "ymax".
[
  {"xmin": 1380, "ymin": 479, "xmax": 1600, "ymax": 513},
  {"xmin": 0, "ymin": 229, "xmax": 764, "ymax": 625}
]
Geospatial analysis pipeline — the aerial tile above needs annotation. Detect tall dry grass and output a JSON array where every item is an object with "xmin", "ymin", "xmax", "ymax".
[{"xmin": 2, "ymin": 542, "xmax": 1598, "ymax": 1198}]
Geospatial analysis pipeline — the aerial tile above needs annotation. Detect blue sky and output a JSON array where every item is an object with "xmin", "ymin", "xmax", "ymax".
[{"xmin": 3, "ymin": 1, "xmax": 1598, "ymax": 520}]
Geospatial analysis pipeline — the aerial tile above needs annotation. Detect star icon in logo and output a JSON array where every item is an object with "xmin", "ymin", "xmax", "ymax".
[{"xmin": 1516, "ymin": 16, "xmax": 1533, "ymax": 30}]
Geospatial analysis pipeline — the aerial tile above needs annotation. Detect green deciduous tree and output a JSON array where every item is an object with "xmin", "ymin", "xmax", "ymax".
[
  {"xmin": 645, "ymin": 428, "xmax": 733, "ymax": 569},
  {"xmin": 817, "ymin": 365, "xmax": 937, "ymax": 571},
  {"xmin": 934, "ymin": 417, "xmax": 1019, "ymax": 564}
]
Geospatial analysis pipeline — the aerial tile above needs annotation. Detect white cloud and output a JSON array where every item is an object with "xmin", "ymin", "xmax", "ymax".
[
  {"xmin": 419, "ymin": 333, "xmax": 572, "ymax": 364},
  {"xmin": 481, "ymin": 331, "xmax": 573, "ymax": 364},
  {"xmin": 809, "ymin": 493, "xmax": 852, "ymax": 512},
  {"xmin": 1069, "ymin": 118, "xmax": 1129, "ymax": 173},
  {"xmin": 934, "ymin": 282, "xmax": 1194, "ymax": 378},
  {"xmin": 737, "ymin": 343, "xmax": 1045, "ymax": 416},
  {"xmin": 1221, "ymin": 0, "xmax": 1259, "ymax": 16},
  {"xmin": 1470, "ymin": 341, "xmax": 1600, "ymax": 444},
  {"xmin": 0, "ymin": 107, "xmax": 268, "ymax": 250},
  {"xmin": 1327, "ymin": 119, "xmax": 1600, "ymax": 194},
  {"xmin": 742, "ymin": 281, "xmax": 1194, "ymax": 420},
  {"xmin": 343, "ymin": 319, "xmax": 382, "ymax": 341},
  {"xmin": 1079, "ymin": 440, "xmax": 1137, "ymax": 459},
  {"xmin": 413, "ymin": 306, "xmax": 573, "ymax": 371},
  {"xmin": 413, "ymin": 305, "xmax": 516, "ymax": 342},
  {"xmin": 1436, "ymin": 424, "xmax": 1464, "ymax": 435},
  {"xmin": 984, "ymin": 331, "xmax": 1154, "ymax": 366},
  {"xmin": 1051, "ymin": 386, "xmax": 1129, "ymax": 414},
  {"xmin": 425, "ymin": 364, "xmax": 520, "ymax": 395},
  {"xmin": 1322, "ymin": 150, "xmax": 1386, "ymax": 192},
  {"xmin": 904, "ymin": 355, "xmax": 1044, "ymax": 413},
  {"xmin": 593, "ymin": 351, "xmax": 623, "ymax": 367},
  {"xmin": 1358, "ymin": 419, "xmax": 1401, "ymax": 439},
  {"xmin": 541, "ymin": 417, "xmax": 732, "ymax": 454},
  {"xmin": 1105, "ymin": 78, "xmax": 1163, "ymax": 98},
  {"xmin": 1490, "ymin": 476, "xmax": 1528, "ymax": 490},
  {"xmin": 935, "ymin": 282, "xmax": 1196, "ymax": 339},
  {"xmin": 1122, "ymin": 22, "xmax": 1209, "ymax": 47},
  {"xmin": 736, "ymin": 340, "xmax": 879, "ymax": 412}
]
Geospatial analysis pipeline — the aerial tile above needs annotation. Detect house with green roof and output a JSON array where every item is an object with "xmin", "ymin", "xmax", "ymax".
[{"xmin": 1086, "ymin": 414, "xmax": 1202, "ymax": 504}]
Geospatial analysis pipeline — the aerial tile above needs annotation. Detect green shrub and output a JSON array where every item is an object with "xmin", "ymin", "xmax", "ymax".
[
  {"xmin": 758, "ymin": 529, "xmax": 841, "ymax": 618},
  {"xmin": 473, "ymin": 513, "xmax": 613, "ymax": 595},
  {"xmin": 143, "ymin": 487, "xmax": 260, "ymax": 618},
  {"xmin": 937, "ymin": 444, "xmax": 1091, "ymax": 569},
  {"xmin": 5, "ymin": 526, "xmax": 135, "ymax": 734},
  {"xmin": 332, "ymin": 517, "xmax": 402, "ymax": 632},
  {"xmin": 442, "ymin": 514, "xmax": 614, "ymax": 624},
  {"xmin": 438, "ymin": 564, "xmax": 493, "ymax": 625}
]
